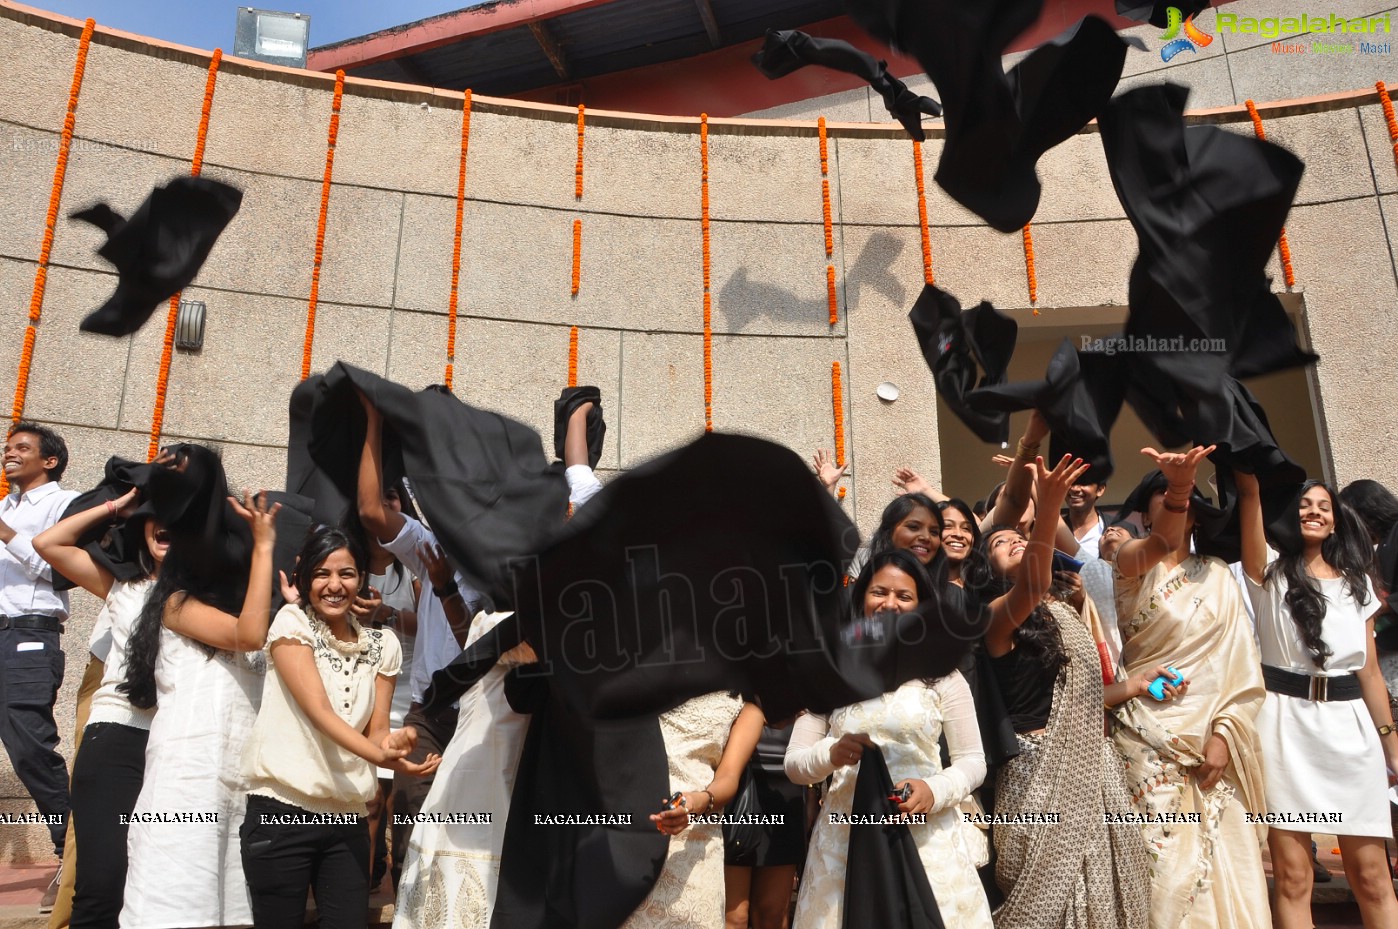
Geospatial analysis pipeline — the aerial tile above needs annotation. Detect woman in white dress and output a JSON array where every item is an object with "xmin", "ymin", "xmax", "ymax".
[
  {"xmin": 393, "ymin": 609, "xmax": 531, "ymax": 929},
  {"xmin": 34, "ymin": 486, "xmax": 163, "ymax": 929},
  {"xmin": 118, "ymin": 486, "xmax": 280, "ymax": 929},
  {"xmin": 1239, "ymin": 473, "xmax": 1398, "ymax": 929},
  {"xmin": 627, "ymin": 692, "xmax": 763, "ymax": 929},
  {"xmin": 785, "ymin": 548, "xmax": 993, "ymax": 929}
]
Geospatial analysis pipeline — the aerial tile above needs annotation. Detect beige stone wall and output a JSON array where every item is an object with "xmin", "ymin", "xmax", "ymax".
[{"xmin": 3, "ymin": 4, "xmax": 1398, "ymax": 861}]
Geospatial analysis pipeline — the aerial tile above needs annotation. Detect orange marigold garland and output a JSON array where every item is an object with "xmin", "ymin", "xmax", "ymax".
[
  {"xmin": 148, "ymin": 48, "xmax": 223, "ymax": 460},
  {"xmin": 911, "ymin": 140, "xmax": 934, "ymax": 286},
  {"xmin": 1244, "ymin": 99, "xmax": 1297, "ymax": 288},
  {"xmin": 575, "ymin": 104, "xmax": 585, "ymax": 199},
  {"xmin": 572, "ymin": 219, "xmax": 582, "ymax": 296},
  {"xmin": 819, "ymin": 118, "xmax": 838, "ymax": 326},
  {"xmin": 1022, "ymin": 223, "xmax": 1038, "ymax": 313},
  {"xmin": 445, "ymin": 89, "xmax": 472, "ymax": 392},
  {"xmin": 10, "ymin": 17, "xmax": 95, "ymax": 444},
  {"xmin": 701, "ymin": 114, "xmax": 713, "ymax": 433},
  {"xmin": 831, "ymin": 361, "xmax": 847, "ymax": 501},
  {"xmin": 1378, "ymin": 81, "xmax": 1398, "ymax": 172},
  {"xmin": 567, "ymin": 326, "xmax": 579, "ymax": 388},
  {"xmin": 301, "ymin": 70, "xmax": 345, "ymax": 381},
  {"xmin": 825, "ymin": 262, "xmax": 838, "ymax": 327}
]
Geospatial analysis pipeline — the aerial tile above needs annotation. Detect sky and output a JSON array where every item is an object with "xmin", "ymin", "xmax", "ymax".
[{"xmin": 26, "ymin": 0, "xmax": 492, "ymax": 52}]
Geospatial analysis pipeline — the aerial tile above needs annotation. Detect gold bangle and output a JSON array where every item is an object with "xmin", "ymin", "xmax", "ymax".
[
  {"xmin": 700, "ymin": 788, "xmax": 716, "ymax": 813},
  {"xmin": 1015, "ymin": 440, "xmax": 1041, "ymax": 459}
]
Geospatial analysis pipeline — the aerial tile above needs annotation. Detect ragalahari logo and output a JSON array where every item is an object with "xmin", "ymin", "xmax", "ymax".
[{"xmin": 1160, "ymin": 6, "xmax": 1214, "ymax": 61}]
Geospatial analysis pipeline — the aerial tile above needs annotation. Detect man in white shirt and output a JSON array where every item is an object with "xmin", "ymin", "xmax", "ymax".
[
  {"xmin": 1064, "ymin": 477, "xmax": 1109, "ymax": 560},
  {"xmin": 0, "ymin": 423, "xmax": 79, "ymax": 882}
]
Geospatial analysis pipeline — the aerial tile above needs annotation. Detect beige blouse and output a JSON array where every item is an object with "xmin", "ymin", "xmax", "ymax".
[{"xmin": 242, "ymin": 604, "xmax": 401, "ymax": 816}]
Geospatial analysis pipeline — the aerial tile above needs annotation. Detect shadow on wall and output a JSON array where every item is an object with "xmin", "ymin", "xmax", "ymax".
[{"xmin": 717, "ymin": 231, "xmax": 907, "ymax": 329}]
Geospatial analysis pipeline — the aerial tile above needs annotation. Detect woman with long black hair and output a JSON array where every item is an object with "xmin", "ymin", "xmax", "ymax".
[
  {"xmin": 968, "ymin": 454, "xmax": 1148, "ymax": 929},
  {"xmin": 119, "ymin": 449, "xmax": 279, "ymax": 929},
  {"xmin": 33, "ymin": 486, "xmax": 164, "ymax": 929},
  {"xmin": 1239, "ymin": 473, "xmax": 1398, "ymax": 929}
]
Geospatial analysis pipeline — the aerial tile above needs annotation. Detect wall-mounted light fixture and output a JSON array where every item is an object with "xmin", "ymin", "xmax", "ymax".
[
  {"xmin": 234, "ymin": 8, "xmax": 311, "ymax": 69},
  {"xmin": 175, "ymin": 300, "xmax": 206, "ymax": 352}
]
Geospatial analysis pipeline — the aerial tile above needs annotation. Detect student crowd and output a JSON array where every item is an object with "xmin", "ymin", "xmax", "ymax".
[{"xmin": 2, "ymin": 391, "xmax": 1397, "ymax": 929}]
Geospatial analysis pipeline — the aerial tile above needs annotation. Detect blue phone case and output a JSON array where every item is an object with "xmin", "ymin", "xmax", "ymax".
[{"xmin": 1147, "ymin": 667, "xmax": 1183, "ymax": 700}]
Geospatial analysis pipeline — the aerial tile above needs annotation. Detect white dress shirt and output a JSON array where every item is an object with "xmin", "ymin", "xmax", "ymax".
[{"xmin": 0, "ymin": 481, "xmax": 79, "ymax": 618}]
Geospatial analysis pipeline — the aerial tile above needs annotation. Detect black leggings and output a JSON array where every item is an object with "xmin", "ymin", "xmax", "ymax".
[
  {"xmin": 70, "ymin": 722, "xmax": 148, "ymax": 929},
  {"xmin": 240, "ymin": 795, "xmax": 369, "ymax": 929}
]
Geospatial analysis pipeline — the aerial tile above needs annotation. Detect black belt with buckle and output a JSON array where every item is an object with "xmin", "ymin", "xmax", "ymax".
[
  {"xmin": 1262, "ymin": 665, "xmax": 1362, "ymax": 702},
  {"xmin": 0, "ymin": 614, "xmax": 64, "ymax": 633}
]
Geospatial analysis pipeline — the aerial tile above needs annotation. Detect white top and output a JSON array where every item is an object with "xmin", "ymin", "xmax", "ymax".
[
  {"xmin": 121, "ymin": 629, "xmax": 264, "ymax": 929},
  {"xmin": 86, "ymin": 578, "xmax": 155, "ymax": 730},
  {"xmin": 382, "ymin": 515, "xmax": 484, "ymax": 705},
  {"xmin": 0, "ymin": 481, "xmax": 78, "ymax": 618},
  {"xmin": 370, "ymin": 563, "xmax": 417, "ymax": 728},
  {"xmin": 243, "ymin": 604, "xmax": 402, "ymax": 816},
  {"xmin": 1245, "ymin": 559, "xmax": 1390, "ymax": 837},
  {"xmin": 785, "ymin": 674, "xmax": 986, "ymax": 812},
  {"xmin": 1072, "ymin": 511, "xmax": 1105, "ymax": 561},
  {"xmin": 1246, "ymin": 567, "xmax": 1376, "ymax": 675},
  {"xmin": 785, "ymin": 674, "xmax": 993, "ymax": 929}
]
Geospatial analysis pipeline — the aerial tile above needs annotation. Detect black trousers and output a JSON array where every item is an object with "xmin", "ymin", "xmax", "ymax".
[
  {"xmin": 389, "ymin": 703, "xmax": 456, "ymax": 885},
  {"xmin": 0, "ymin": 623, "xmax": 69, "ymax": 853},
  {"xmin": 240, "ymin": 795, "xmax": 369, "ymax": 929},
  {"xmin": 70, "ymin": 722, "xmax": 148, "ymax": 929}
]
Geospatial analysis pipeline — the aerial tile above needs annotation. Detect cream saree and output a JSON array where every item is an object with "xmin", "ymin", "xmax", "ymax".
[{"xmin": 1110, "ymin": 555, "xmax": 1270, "ymax": 929}]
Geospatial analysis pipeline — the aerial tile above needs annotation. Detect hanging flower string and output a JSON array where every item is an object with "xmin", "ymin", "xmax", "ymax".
[
  {"xmin": 1378, "ymin": 81, "xmax": 1398, "ymax": 172},
  {"xmin": 912, "ymin": 140, "xmax": 935, "ymax": 286},
  {"xmin": 1244, "ymin": 99, "xmax": 1297, "ymax": 288},
  {"xmin": 819, "ymin": 118, "xmax": 839, "ymax": 328},
  {"xmin": 301, "ymin": 70, "xmax": 345, "ymax": 381},
  {"xmin": 445, "ymin": 89, "xmax": 472, "ymax": 392},
  {"xmin": 10, "ymin": 17, "xmax": 95, "ymax": 449},
  {"xmin": 701, "ymin": 114, "xmax": 713, "ymax": 432},
  {"xmin": 572, "ymin": 219, "xmax": 582, "ymax": 296},
  {"xmin": 1022, "ymin": 223, "xmax": 1038, "ymax": 314},
  {"xmin": 831, "ymin": 361, "xmax": 847, "ymax": 501},
  {"xmin": 148, "ymin": 48, "xmax": 222, "ymax": 460},
  {"xmin": 824, "ymin": 259, "xmax": 838, "ymax": 325},
  {"xmin": 575, "ymin": 103, "xmax": 585, "ymax": 199},
  {"xmin": 567, "ymin": 325, "xmax": 579, "ymax": 388}
]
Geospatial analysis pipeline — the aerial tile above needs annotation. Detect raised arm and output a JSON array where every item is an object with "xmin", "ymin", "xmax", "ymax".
[
  {"xmin": 985, "ymin": 454, "xmax": 1089, "ymax": 657},
  {"xmin": 1236, "ymin": 469, "xmax": 1267, "ymax": 585},
  {"xmin": 1115, "ymin": 445, "xmax": 1216, "ymax": 579},
  {"xmin": 357, "ymin": 391, "xmax": 406, "ymax": 545},
  {"xmin": 164, "ymin": 491, "xmax": 280, "ymax": 652},
  {"xmin": 891, "ymin": 466, "xmax": 948, "ymax": 504},
  {"xmin": 34, "ymin": 487, "xmax": 141, "ymax": 599},
  {"xmin": 985, "ymin": 411, "xmax": 1049, "ymax": 531}
]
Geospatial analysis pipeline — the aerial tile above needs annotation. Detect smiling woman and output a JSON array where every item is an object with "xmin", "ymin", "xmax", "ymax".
[{"xmin": 239, "ymin": 526, "xmax": 437, "ymax": 929}]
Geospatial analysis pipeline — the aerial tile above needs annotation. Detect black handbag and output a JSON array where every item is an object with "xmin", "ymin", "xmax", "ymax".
[{"xmin": 722, "ymin": 764, "xmax": 763, "ymax": 866}]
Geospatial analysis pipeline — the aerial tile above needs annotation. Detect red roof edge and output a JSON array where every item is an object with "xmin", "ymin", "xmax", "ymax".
[{"xmin": 307, "ymin": 0, "xmax": 618, "ymax": 72}]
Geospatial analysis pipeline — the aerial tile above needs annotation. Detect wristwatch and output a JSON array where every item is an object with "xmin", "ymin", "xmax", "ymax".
[{"xmin": 1378, "ymin": 723, "xmax": 1395, "ymax": 737}]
